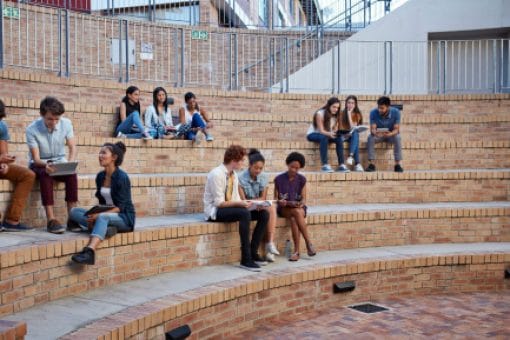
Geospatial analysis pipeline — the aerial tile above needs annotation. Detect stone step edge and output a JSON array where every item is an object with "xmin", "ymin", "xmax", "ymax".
[
  {"xmin": 0, "ymin": 168, "xmax": 507, "ymax": 192},
  {"xmin": 7, "ymin": 133, "xmax": 510, "ymax": 150},
  {"xmin": 1, "ymin": 203, "xmax": 508, "ymax": 269},
  {"xmin": 2, "ymin": 68, "xmax": 510, "ymax": 103},
  {"xmin": 63, "ymin": 247, "xmax": 510, "ymax": 339}
]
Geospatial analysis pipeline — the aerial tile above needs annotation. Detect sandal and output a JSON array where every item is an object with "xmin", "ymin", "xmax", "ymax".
[
  {"xmin": 289, "ymin": 252, "xmax": 300, "ymax": 261},
  {"xmin": 307, "ymin": 244, "xmax": 317, "ymax": 257}
]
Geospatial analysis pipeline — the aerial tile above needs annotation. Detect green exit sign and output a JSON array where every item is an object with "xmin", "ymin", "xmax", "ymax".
[
  {"xmin": 3, "ymin": 6, "xmax": 20, "ymax": 19},
  {"xmin": 191, "ymin": 30, "xmax": 208, "ymax": 41}
]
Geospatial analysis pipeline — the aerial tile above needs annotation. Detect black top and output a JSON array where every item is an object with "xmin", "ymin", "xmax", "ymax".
[{"xmin": 122, "ymin": 96, "xmax": 140, "ymax": 116}]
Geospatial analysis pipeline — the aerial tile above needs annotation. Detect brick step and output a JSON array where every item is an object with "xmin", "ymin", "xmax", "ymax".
[
  {"xmin": 6, "ymin": 133, "xmax": 510, "ymax": 174},
  {"xmin": 3, "ymin": 242, "xmax": 510, "ymax": 339},
  {"xmin": 4, "ymin": 96, "xmax": 510, "ymax": 143},
  {"xmin": 0, "ymin": 201, "xmax": 508, "ymax": 318},
  {"xmin": 0, "ymin": 168, "xmax": 508, "ymax": 228}
]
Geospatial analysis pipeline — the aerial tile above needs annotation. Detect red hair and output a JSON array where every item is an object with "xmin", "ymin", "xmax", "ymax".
[{"xmin": 224, "ymin": 145, "xmax": 246, "ymax": 164}]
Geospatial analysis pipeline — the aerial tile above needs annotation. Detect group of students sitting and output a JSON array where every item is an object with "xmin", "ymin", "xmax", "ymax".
[
  {"xmin": 307, "ymin": 95, "xmax": 404, "ymax": 173},
  {"xmin": 115, "ymin": 86, "xmax": 214, "ymax": 143}
]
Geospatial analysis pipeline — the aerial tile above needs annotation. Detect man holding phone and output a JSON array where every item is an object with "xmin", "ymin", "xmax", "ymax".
[
  {"xmin": 0, "ymin": 100, "xmax": 36, "ymax": 231},
  {"xmin": 366, "ymin": 96, "xmax": 403, "ymax": 172}
]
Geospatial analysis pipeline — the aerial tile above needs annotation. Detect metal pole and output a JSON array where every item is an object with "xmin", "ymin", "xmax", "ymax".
[
  {"xmin": 500, "ymin": 39, "xmax": 504, "ymax": 93},
  {"xmin": 383, "ymin": 41, "xmax": 387, "ymax": 95},
  {"xmin": 388, "ymin": 40, "xmax": 392, "ymax": 94},
  {"xmin": 269, "ymin": 38, "xmax": 274, "ymax": 91},
  {"xmin": 285, "ymin": 37, "xmax": 289, "ymax": 93},
  {"xmin": 229, "ymin": 33, "xmax": 232, "ymax": 90},
  {"xmin": 234, "ymin": 33, "xmax": 238, "ymax": 90},
  {"xmin": 189, "ymin": 0, "xmax": 192, "ymax": 25},
  {"xmin": 337, "ymin": 41, "xmax": 341, "ymax": 94},
  {"xmin": 363, "ymin": 0, "xmax": 367, "ymax": 28},
  {"xmin": 0, "ymin": 1, "xmax": 5, "ymax": 69},
  {"xmin": 58, "ymin": 9, "xmax": 62, "ymax": 76},
  {"xmin": 443, "ymin": 41, "xmax": 447, "ymax": 94},
  {"xmin": 279, "ymin": 38, "xmax": 284, "ymax": 93},
  {"xmin": 493, "ymin": 39, "xmax": 498, "ymax": 93},
  {"xmin": 118, "ymin": 19, "xmax": 123, "ymax": 82},
  {"xmin": 436, "ymin": 41, "xmax": 440, "ymax": 94},
  {"xmin": 174, "ymin": 30, "xmax": 179, "ymax": 87},
  {"xmin": 64, "ymin": 9, "xmax": 70, "ymax": 77},
  {"xmin": 124, "ymin": 20, "xmax": 129, "ymax": 82},
  {"xmin": 180, "ymin": 28, "xmax": 184, "ymax": 86}
]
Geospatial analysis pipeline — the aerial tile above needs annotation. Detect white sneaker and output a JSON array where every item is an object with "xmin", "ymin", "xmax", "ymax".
[
  {"xmin": 321, "ymin": 164, "xmax": 334, "ymax": 173},
  {"xmin": 346, "ymin": 156, "xmax": 354, "ymax": 165},
  {"xmin": 116, "ymin": 131, "xmax": 126, "ymax": 138},
  {"xmin": 337, "ymin": 164, "xmax": 350, "ymax": 173},
  {"xmin": 266, "ymin": 242, "xmax": 280, "ymax": 255},
  {"xmin": 265, "ymin": 252, "xmax": 275, "ymax": 262},
  {"xmin": 354, "ymin": 164, "xmax": 364, "ymax": 172},
  {"xmin": 205, "ymin": 134, "xmax": 214, "ymax": 142},
  {"xmin": 142, "ymin": 133, "xmax": 153, "ymax": 140}
]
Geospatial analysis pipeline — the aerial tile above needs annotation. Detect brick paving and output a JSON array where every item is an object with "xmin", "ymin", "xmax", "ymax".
[{"xmin": 232, "ymin": 291, "xmax": 510, "ymax": 339}]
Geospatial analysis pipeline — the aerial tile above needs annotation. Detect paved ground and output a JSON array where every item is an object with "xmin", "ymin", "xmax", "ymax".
[
  {"xmin": 3, "ymin": 242, "xmax": 510, "ymax": 339},
  {"xmin": 232, "ymin": 291, "xmax": 510, "ymax": 339}
]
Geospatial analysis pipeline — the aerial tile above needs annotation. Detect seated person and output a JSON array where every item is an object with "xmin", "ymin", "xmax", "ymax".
[
  {"xmin": 306, "ymin": 97, "xmax": 346, "ymax": 173},
  {"xmin": 0, "ymin": 100, "xmax": 36, "ymax": 231},
  {"xmin": 144, "ymin": 87, "xmax": 177, "ymax": 139},
  {"xmin": 203, "ymin": 145, "xmax": 267, "ymax": 272},
  {"xmin": 238, "ymin": 149, "xmax": 279, "ymax": 262},
  {"xmin": 178, "ymin": 92, "xmax": 214, "ymax": 142},
  {"xmin": 274, "ymin": 152, "xmax": 316, "ymax": 262},
  {"xmin": 26, "ymin": 96, "xmax": 78, "ymax": 234},
  {"xmin": 338, "ymin": 95, "xmax": 364, "ymax": 172},
  {"xmin": 70, "ymin": 142, "xmax": 135, "ymax": 265},
  {"xmin": 116, "ymin": 85, "xmax": 152, "ymax": 140},
  {"xmin": 366, "ymin": 96, "xmax": 403, "ymax": 173}
]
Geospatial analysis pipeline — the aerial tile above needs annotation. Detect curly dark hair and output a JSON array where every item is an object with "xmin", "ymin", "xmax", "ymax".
[
  {"xmin": 224, "ymin": 145, "xmax": 246, "ymax": 164},
  {"xmin": 40, "ymin": 96, "xmax": 65, "ymax": 116},
  {"xmin": 285, "ymin": 152, "xmax": 306, "ymax": 168},
  {"xmin": 102, "ymin": 141, "xmax": 127, "ymax": 167}
]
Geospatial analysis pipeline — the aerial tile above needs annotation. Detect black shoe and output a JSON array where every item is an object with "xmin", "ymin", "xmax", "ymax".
[
  {"xmin": 47, "ymin": 219, "xmax": 65, "ymax": 234},
  {"xmin": 66, "ymin": 218, "xmax": 83, "ymax": 232},
  {"xmin": 105, "ymin": 226, "xmax": 118, "ymax": 238},
  {"xmin": 366, "ymin": 164, "xmax": 376, "ymax": 172},
  {"xmin": 394, "ymin": 164, "xmax": 404, "ymax": 173},
  {"xmin": 71, "ymin": 247, "xmax": 95, "ymax": 265},
  {"xmin": 239, "ymin": 261, "xmax": 261, "ymax": 272},
  {"xmin": 3, "ymin": 221, "xmax": 34, "ymax": 232},
  {"xmin": 252, "ymin": 253, "xmax": 268, "ymax": 266}
]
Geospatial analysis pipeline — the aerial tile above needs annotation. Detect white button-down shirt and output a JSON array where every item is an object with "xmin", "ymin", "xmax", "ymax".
[{"xmin": 203, "ymin": 163, "xmax": 241, "ymax": 220}]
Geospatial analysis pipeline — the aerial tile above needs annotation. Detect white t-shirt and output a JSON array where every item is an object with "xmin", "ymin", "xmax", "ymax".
[
  {"xmin": 100, "ymin": 187, "xmax": 114, "ymax": 206},
  {"xmin": 306, "ymin": 109, "xmax": 337, "ymax": 135}
]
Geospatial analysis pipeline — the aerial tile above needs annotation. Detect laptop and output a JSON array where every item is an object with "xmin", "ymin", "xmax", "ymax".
[{"xmin": 49, "ymin": 161, "xmax": 79, "ymax": 176}]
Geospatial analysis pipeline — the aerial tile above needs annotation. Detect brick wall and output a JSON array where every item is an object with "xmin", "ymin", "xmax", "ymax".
[{"xmin": 61, "ymin": 253, "xmax": 510, "ymax": 339}]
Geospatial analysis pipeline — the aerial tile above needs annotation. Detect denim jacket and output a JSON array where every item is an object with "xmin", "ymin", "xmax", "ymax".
[{"xmin": 95, "ymin": 168, "xmax": 136, "ymax": 229}]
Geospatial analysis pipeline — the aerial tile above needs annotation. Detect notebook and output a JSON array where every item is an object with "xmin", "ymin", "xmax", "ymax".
[{"xmin": 48, "ymin": 161, "xmax": 79, "ymax": 176}]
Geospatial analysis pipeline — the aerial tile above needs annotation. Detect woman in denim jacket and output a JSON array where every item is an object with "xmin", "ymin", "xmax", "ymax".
[{"xmin": 70, "ymin": 141, "xmax": 136, "ymax": 265}]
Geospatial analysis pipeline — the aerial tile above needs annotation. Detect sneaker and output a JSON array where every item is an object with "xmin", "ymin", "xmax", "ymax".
[
  {"xmin": 337, "ymin": 164, "xmax": 350, "ymax": 173},
  {"xmin": 346, "ymin": 156, "xmax": 354, "ymax": 166},
  {"xmin": 205, "ymin": 134, "xmax": 214, "ymax": 142},
  {"xmin": 116, "ymin": 131, "xmax": 126, "ymax": 139},
  {"xmin": 142, "ymin": 132, "xmax": 153, "ymax": 140},
  {"xmin": 394, "ymin": 164, "xmax": 404, "ymax": 173},
  {"xmin": 354, "ymin": 164, "xmax": 364, "ymax": 172},
  {"xmin": 265, "ymin": 252, "xmax": 275, "ymax": 262},
  {"xmin": 0, "ymin": 225, "xmax": 4, "ymax": 232},
  {"xmin": 3, "ymin": 221, "xmax": 33, "ymax": 232},
  {"xmin": 366, "ymin": 164, "xmax": 376, "ymax": 172},
  {"xmin": 266, "ymin": 242, "xmax": 280, "ymax": 255},
  {"xmin": 71, "ymin": 247, "xmax": 95, "ymax": 265},
  {"xmin": 239, "ymin": 261, "xmax": 261, "ymax": 272},
  {"xmin": 47, "ymin": 219, "xmax": 65, "ymax": 234},
  {"xmin": 66, "ymin": 218, "xmax": 83, "ymax": 232},
  {"xmin": 321, "ymin": 164, "xmax": 334, "ymax": 173},
  {"xmin": 252, "ymin": 254, "xmax": 268, "ymax": 266}
]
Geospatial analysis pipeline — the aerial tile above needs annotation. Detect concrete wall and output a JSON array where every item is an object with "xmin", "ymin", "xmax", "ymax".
[{"xmin": 278, "ymin": 0, "xmax": 510, "ymax": 94}]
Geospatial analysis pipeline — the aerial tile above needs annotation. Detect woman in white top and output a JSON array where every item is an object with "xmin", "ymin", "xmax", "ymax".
[
  {"xmin": 144, "ymin": 87, "xmax": 176, "ymax": 139},
  {"xmin": 306, "ymin": 97, "xmax": 347, "ymax": 173},
  {"xmin": 178, "ymin": 92, "xmax": 214, "ymax": 142}
]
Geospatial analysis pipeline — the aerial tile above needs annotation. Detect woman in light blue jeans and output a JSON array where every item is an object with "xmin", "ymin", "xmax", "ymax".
[{"xmin": 116, "ymin": 86, "xmax": 152, "ymax": 139}]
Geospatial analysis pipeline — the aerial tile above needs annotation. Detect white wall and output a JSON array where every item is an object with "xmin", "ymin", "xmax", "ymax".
[{"xmin": 276, "ymin": 0, "xmax": 510, "ymax": 94}]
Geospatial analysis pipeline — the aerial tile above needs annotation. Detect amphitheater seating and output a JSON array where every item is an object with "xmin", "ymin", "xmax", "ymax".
[{"xmin": 0, "ymin": 66, "xmax": 508, "ymax": 339}]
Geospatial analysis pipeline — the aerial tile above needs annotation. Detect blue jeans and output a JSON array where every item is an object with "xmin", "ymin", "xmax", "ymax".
[
  {"xmin": 69, "ymin": 207, "xmax": 131, "ymax": 240},
  {"xmin": 340, "ymin": 129, "xmax": 360, "ymax": 164},
  {"xmin": 185, "ymin": 113, "xmax": 207, "ymax": 140},
  {"xmin": 115, "ymin": 111, "xmax": 145, "ymax": 139},
  {"xmin": 307, "ymin": 132, "xmax": 343, "ymax": 165}
]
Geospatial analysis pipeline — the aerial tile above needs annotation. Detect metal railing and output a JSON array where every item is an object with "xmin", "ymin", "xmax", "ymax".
[{"xmin": 1, "ymin": 1, "xmax": 509, "ymax": 94}]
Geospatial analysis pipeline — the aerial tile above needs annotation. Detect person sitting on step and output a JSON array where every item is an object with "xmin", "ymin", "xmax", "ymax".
[
  {"xmin": 238, "ymin": 149, "xmax": 280, "ymax": 262},
  {"xmin": 274, "ymin": 152, "xmax": 316, "ymax": 262},
  {"xmin": 70, "ymin": 141, "xmax": 135, "ymax": 265},
  {"xmin": 178, "ymin": 92, "xmax": 214, "ymax": 143},
  {"xmin": 144, "ymin": 87, "xmax": 177, "ymax": 139},
  {"xmin": 366, "ymin": 96, "xmax": 403, "ymax": 173},
  {"xmin": 203, "ymin": 145, "xmax": 267, "ymax": 272},
  {"xmin": 0, "ymin": 99, "xmax": 36, "ymax": 232},
  {"xmin": 26, "ymin": 96, "xmax": 78, "ymax": 234},
  {"xmin": 116, "ymin": 85, "xmax": 152, "ymax": 140},
  {"xmin": 337, "ymin": 95, "xmax": 364, "ymax": 172}
]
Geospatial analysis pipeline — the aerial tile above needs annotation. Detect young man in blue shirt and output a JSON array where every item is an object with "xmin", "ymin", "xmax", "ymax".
[{"xmin": 366, "ymin": 96, "xmax": 404, "ymax": 172}]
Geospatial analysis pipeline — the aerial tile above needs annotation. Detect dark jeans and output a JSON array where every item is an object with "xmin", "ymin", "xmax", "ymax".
[
  {"xmin": 307, "ymin": 132, "xmax": 343, "ymax": 165},
  {"xmin": 185, "ymin": 113, "xmax": 207, "ymax": 140},
  {"xmin": 215, "ymin": 207, "xmax": 268, "ymax": 263}
]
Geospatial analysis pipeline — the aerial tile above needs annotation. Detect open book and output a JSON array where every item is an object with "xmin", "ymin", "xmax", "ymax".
[{"xmin": 245, "ymin": 200, "xmax": 273, "ymax": 211}]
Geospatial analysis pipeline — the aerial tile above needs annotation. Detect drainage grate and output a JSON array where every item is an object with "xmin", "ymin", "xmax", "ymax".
[{"xmin": 349, "ymin": 303, "xmax": 389, "ymax": 314}]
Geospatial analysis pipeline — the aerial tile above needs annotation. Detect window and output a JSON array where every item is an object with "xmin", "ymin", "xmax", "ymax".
[{"xmin": 259, "ymin": 0, "xmax": 267, "ymax": 25}]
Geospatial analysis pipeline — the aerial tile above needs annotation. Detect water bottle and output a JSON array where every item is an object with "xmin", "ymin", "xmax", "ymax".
[{"xmin": 284, "ymin": 240, "xmax": 292, "ymax": 259}]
